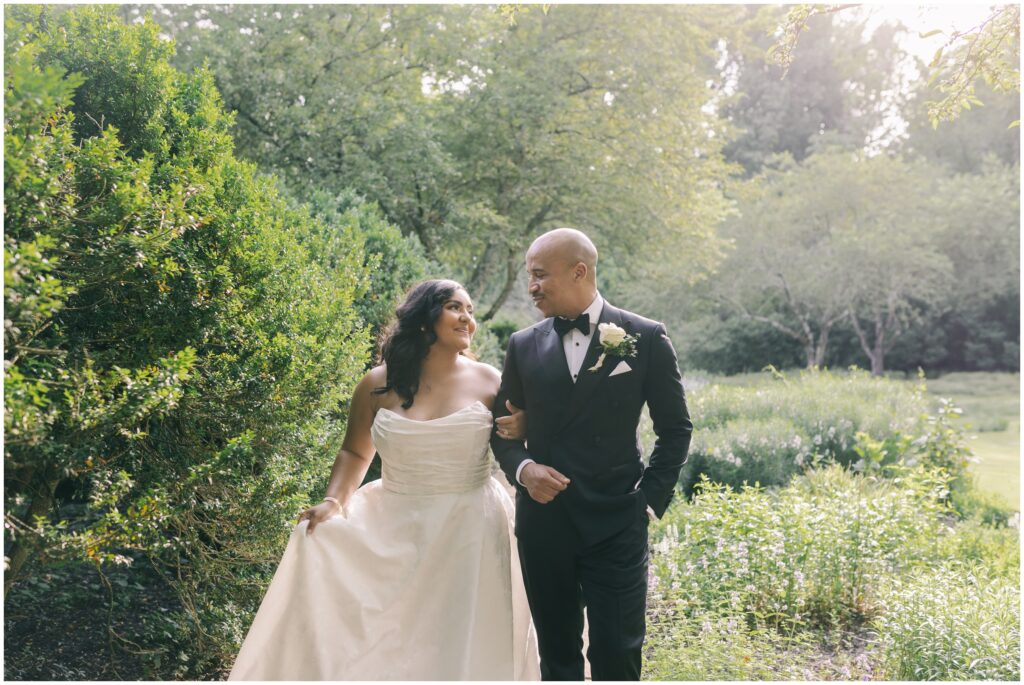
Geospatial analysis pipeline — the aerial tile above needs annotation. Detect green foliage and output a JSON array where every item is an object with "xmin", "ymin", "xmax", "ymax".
[
  {"xmin": 937, "ymin": 517, "xmax": 1020, "ymax": 579},
  {"xmin": 950, "ymin": 480, "xmax": 1019, "ymax": 529},
  {"xmin": 924, "ymin": 6, "xmax": 1020, "ymax": 128},
  {"xmin": 469, "ymin": 322, "xmax": 505, "ymax": 370},
  {"xmin": 680, "ymin": 312, "xmax": 805, "ymax": 375},
  {"xmin": 296, "ymin": 187, "xmax": 434, "ymax": 336},
  {"xmin": 769, "ymin": 5, "xmax": 1020, "ymax": 129},
  {"xmin": 3, "ymin": 5, "xmax": 391, "ymax": 677},
  {"xmin": 651, "ymin": 465, "xmax": 951, "ymax": 633},
  {"xmin": 162, "ymin": 4, "xmax": 737, "ymax": 320},
  {"xmin": 484, "ymin": 317, "xmax": 520, "ymax": 353},
  {"xmin": 733, "ymin": 7, "xmax": 910, "ymax": 174},
  {"xmin": 872, "ymin": 564, "xmax": 1020, "ymax": 680},
  {"xmin": 713, "ymin": 148, "xmax": 955, "ymax": 374},
  {"xmin": 675, "ymin": 368, "xmax": 929, "ymax": 495},
  {"xmin": 644, "ymin": 605, "xmax": 873, "ymax": 680},
  {"xmin": 682, "ymin": 416, "xmax": 812, "ymax": 495},
  {"xmin": 906, "ymin": 84, "xmax": 1019, "ymax": 173}
]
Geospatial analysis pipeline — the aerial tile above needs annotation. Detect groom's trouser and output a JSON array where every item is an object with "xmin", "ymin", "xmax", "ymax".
[{"xmin": 517, "ymin": 508, "xmax": 649, "ymax": 681}]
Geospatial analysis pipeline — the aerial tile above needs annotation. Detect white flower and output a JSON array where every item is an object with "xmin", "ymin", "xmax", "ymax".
[
  {"xmin": 588, "ymin": 323, "xmax": 638, "ymax": 372},
  {"xmin": 598, "ymin": 322, "xmax": 627, "ymax": 346}
]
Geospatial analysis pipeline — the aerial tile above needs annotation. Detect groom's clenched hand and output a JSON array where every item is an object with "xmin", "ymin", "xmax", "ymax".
[{"xmin": 521, "ymin": 463, "xmax": 570, "ymax": 503}]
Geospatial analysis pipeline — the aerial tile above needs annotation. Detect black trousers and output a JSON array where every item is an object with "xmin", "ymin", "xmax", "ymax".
[{"xmin": 517, "ymin": 510, "xmax": 650, "ymax": 681}]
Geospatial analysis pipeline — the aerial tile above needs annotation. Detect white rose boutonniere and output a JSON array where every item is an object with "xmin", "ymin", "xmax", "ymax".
[{"xmin": 588, "ymin": 323, "xmax": 639, "ymax": 372}]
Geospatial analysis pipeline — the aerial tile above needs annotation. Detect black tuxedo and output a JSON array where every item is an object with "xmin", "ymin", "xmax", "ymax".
[{"xmin": 492, "ymin": 301, "xmax": 692, "ymax": 680}]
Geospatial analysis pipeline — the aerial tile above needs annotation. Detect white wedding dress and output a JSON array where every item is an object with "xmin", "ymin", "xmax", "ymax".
[{"xmin": 229, "ymin": 400, "xmax": 540, "ymax": 680}]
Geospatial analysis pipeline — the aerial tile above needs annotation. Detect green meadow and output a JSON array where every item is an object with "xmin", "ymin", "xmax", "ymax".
[{"xmin": 925, "ymin": 373, "xmax": 1020, "ymax": 509}]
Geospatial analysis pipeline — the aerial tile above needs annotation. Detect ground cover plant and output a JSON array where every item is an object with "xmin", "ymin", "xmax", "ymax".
[
  {"xmin": 644, "ymin": 368, "xmax": 938, "ymax": 496},
  {"xmin": 644, "ymin": 370, "xmax": 1020, "ymax": 681}
]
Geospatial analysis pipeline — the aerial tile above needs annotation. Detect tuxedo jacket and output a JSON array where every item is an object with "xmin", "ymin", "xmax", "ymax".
[{"xmin": 491, "ymin": 301, "xmax": 692, "ymax": 545}]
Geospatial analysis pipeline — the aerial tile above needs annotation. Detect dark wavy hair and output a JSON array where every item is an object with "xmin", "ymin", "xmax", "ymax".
[{"xmin": 374, "ymin": 279, "xmax": 471, "ymax": 409}]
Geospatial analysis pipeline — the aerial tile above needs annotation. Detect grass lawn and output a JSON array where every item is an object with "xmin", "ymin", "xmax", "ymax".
[{"xmin": 925, "ymin": 372, "xmax": 1020, "ymax": 510}]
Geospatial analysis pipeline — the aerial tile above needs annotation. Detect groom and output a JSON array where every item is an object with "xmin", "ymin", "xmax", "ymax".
[{"xmin": 492, "ymin": 228, "xmax": 692, "ymax": 680}]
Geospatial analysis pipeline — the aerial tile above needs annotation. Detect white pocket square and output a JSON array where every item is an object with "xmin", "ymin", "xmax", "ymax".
[{"xmin": 609, "ymin": 360, "xmax": 632, "ymax": 377}]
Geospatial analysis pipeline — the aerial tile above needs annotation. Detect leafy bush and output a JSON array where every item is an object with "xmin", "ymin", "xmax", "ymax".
[
  {"xmin": 3, "ymin": 6, "xmax": 421, "ymax": 677},
  {"xmin": 297, "ymin": 187, "xmax": 434, "ymax": 335},
  {"xmin": 950, "ymin": 477, "xmax": 1019, "ymax": 527},
  {"xmin": 671, "ymin": 369, "xmax": 931, "ymax": 495},
  {"xmin": 872, "ymin": 564, "xmax": 1020, "ymax": 680},
  {"xmin": 937, "ymin": 517, "xmax": 1020, "ymax": 579},
  {"xmin": 680, "ymin": 417, "xmax": 812, "ymax": 494},
  {"xmin": 650, "ymin": 465, "xmax": 950, "ymax": 633}
]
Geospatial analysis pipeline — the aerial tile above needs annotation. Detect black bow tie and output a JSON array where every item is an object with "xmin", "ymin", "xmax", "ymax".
[{"xmin": 553, "ymin": 313, "xmax": 590, "ymax": 337}]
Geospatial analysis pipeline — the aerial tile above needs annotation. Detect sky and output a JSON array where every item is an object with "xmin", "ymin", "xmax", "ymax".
[{"xmin": 857, "ymin": 3, "xmax": 1002, "ymax": 62}]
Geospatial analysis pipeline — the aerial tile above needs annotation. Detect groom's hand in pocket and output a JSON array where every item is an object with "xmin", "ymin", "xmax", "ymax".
[{"xmin": 521, "ymin": 463, "xmax": 570, "ymax": 504}]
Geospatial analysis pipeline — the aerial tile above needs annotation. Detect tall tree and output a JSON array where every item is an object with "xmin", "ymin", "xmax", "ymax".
[
  {"xmin": 838, "ymin": 156, "xmax": 953, "ymax": 375},
  {"xmin": 904, "ymin": 81, "xmax": 1020, "ymax": 173},
  {"xmin": 156, "ymin": 4, "xmax": 738, "ymax": 319},
  {"xmin": 770, "ymin": 4, "xmax": 1020, "ymax": 127},
  {"xmin": 721, "ymin": 6, "xmax": 911, "ymax": 175},
  {"xmin": 153, "ymin": 4, "xmax": 459, "ymax": 259},
  {"xmin": 714, "ymin": 148, "xmax": 952, "ymax": 373}
]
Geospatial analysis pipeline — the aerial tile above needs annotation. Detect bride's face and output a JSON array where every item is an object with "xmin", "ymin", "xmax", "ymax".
[{"xmin": 432, "ymin": 288, "xmax": 477, "ymax": 351}]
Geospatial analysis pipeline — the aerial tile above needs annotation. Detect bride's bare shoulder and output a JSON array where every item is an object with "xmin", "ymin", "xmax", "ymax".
[
  {"xmin": 358, "ymin": 364, "xmax": 385, "ymax": 385},
  {"xmin": 354, "ymin": 365, "xmax": 387, "ymax": 399},
  {"xmin": 465, "ymin": 358, "xmax": 501, "ymax": 392}
]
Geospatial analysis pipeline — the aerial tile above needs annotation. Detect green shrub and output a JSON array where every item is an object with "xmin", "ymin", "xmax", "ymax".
[
  {"xmin": 950, "ymin": 480, "xmax": 1019, "ymax": 527},
  {"xmin": 872, "ymin": 564, "xmax": 1020, "ymax": 681},
  {"xmin": 666, "ymin": 369, "xmax": 979, "ymax": 497},
  {"xmin": 680, "ymin": 416, "xmax": 812, "ymax": 494},
  {"xmin": 690, "ymin": 368, "xmax": 927, "ymax": 439},
  {"xmin": 937, "ymin": 517, "xmax": 1020, "ymax": 579},
  {"xmin": 298, "ymin": 187, "xmax": 434, "ymax": 336},
  {"xmin": 650, "ymin": 465, "xmax": 950, "ymax": 632},
  {"xmin": 3, "ymin": 6, "xmax": 417, "ymax": 678}
]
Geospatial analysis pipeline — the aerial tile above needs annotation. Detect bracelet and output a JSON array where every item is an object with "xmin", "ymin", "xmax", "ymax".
[{"xmin": 322, "ymin": 496, "xmax": 341, "ymax": 507}]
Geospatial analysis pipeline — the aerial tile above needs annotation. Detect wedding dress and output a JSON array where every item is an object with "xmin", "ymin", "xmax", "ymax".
[{"xmin": 229, "ymin": 400, "xmax": 540, "ymax": 680}]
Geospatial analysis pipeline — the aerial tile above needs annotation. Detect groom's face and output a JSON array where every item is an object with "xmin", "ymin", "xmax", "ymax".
[{"xmin": 526, "ymin": 246, "xmax": 582, "ymax": 319}]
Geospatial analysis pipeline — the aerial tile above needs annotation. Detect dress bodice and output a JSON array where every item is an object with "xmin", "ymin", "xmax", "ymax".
[{"xmin": 370, "ymin": 400, "xmax": 494, "ymax": 495}]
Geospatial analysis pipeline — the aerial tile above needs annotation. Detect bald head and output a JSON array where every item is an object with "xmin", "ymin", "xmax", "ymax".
[
  {"xmin": 527, "ymin": 228, "xmax": 598, "ymax": 284},
  {"xmin": 525, "ymin": 228, "xmax": 599, "ymax": 318}
]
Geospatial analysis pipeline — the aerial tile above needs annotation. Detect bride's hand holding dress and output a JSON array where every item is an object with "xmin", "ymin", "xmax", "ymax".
[{"xmin": 297, "ymin": 499, "xmax": 341, "ymax": 534}]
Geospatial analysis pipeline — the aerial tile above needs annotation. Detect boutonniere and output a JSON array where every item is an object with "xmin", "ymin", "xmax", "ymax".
[{"xmin": 588, "ymin": 323, "xmax": 639, "ymax": 372}]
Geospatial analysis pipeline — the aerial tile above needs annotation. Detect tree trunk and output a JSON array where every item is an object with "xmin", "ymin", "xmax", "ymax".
[
  {"xmin": 849, "ymin": 312, "xmax": 885, "ymax": 376},
  {"xmin": 803, "ymin": 341, "xmax": 817, "ymax": 370},
  {"xmin": 4, "ymin": 466, "xmax": 59, "ymax": 599},
  {"xmin": 871, "ymin": 326, "xmax": 886, "ymax": 376},
  {"xmin": 467, "ymin": 241, "xmax": 504, "ymax": 304},
  {"xmin": 813, "ymin": 325, "xmax": 832, "ymax": 368},
  {"xmin": 480, "ymin": 247, "xmax": 518, "ymax": 322}
]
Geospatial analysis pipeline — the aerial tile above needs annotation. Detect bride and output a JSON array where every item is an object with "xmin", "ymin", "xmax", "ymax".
[{"xmin": 229, "ymin": 279, "xmax": 540, "ymax": 680}]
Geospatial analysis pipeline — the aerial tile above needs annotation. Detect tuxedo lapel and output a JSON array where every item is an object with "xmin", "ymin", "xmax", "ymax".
[
  {"xmin": 563, "ymin": 303, "xmax": 624, "ymax": 424},
  {"xmin": 533, "ymin": 319, "xmax": 573, "ymax": 387}
]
